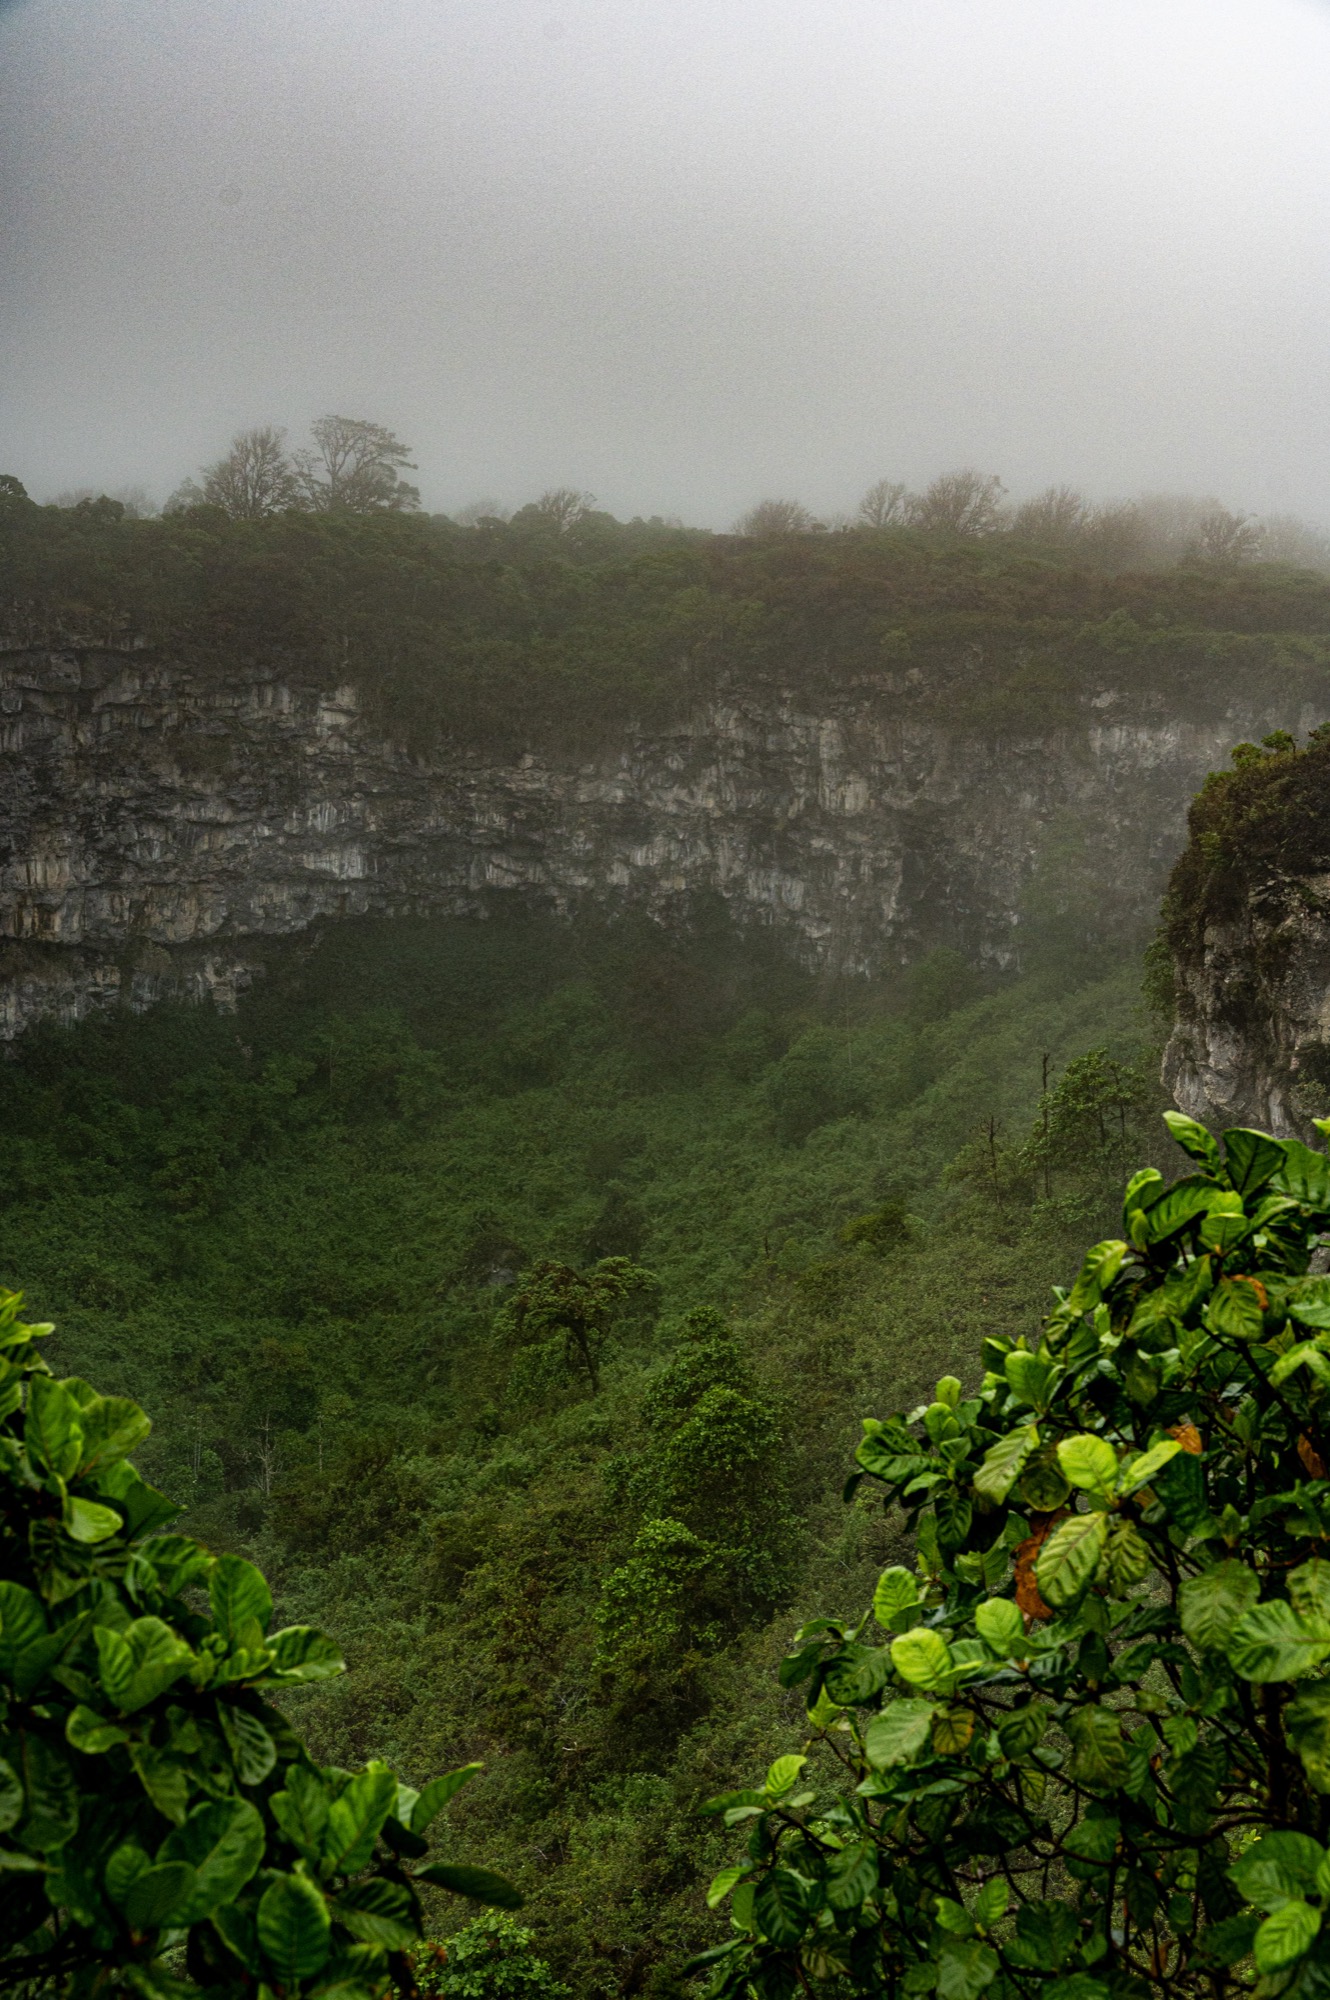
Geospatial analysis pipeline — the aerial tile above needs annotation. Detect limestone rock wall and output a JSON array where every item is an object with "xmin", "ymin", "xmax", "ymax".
[{"xmin": 0, "ymin": 645, "xmax": 1310, "ymax": 1040}]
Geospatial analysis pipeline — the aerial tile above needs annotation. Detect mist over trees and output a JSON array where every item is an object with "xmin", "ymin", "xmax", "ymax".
[{"xmin": 30, "ymin": 421, "xmax": 1330, "ymax": 574}]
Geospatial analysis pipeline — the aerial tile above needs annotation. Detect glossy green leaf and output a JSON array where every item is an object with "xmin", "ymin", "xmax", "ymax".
[
  {"xmin": 25, "ymin": 1375, "xmax": 83, "ymax": 1481},
  {"xmin": 257, "ymin": 1871, "xmax": 332, "ymax": 1983},
  {"xmin": 1118, "ymin": 1437, "xmax": 1181, "ymax": 1495},
  {"xmin": 824, "ymin": 1841, "xmax": 877, "ymax": 1911},
  {"xmin": 1223, "ymin": 1128, "xmax": 1286, "ymax": 1195},
  {"xmin": 1254, "ymin": 1899, "xmax": 1321, "ymax": 1972},
  {"xmin": 1228, "ymin": 1600, "xmax": 1330, "ymax": 1682},
  {"xmin": 76, "ymin": 1394, "xmax": 151, "ymax": 1473},
  {"xmin": 1230, "ymin": 1832, "xmax": 1326, "ymax": 1907},
  {"xmin": 764, "ymin": 1754, "xmax": 806, "ymax": 1798},
  {"xmin": 872, "ymin": 1565, "xmax": 920, "ymax": 1624},
  {"xmin": 409, "ymin": 1762, "xmax": 482, "ymax": 1833},
  {"xmin": 63, "ymin": 1495, "xmax": 123, "ymax": 1544},
  {"xmin": 414, "ymin": 1863, "xmax": 524, "ymax": 1907},
  {"xmin": 973, "ymin": 1424, "xmax": 1038, "ymax": 1503},
  {"xmin": 889, "ymin": 1627, "xmax": 954, "ymax": 1691},
  {"xmin": 121, "ymin": 1860, "xmax": 197, "ymax": 1931},
  {"xmin": 1065, "ymin": 1706, "xmax": 1129, "ymax": 1789},
  {"xmin": 217, "ymin": 1703, "xmax": 277, "ymax": 1785},
  {"xmin": 330, "ymin": 1877, "xmax": 417, "ymax": 1948},
  {"xmin": 1035, "ymin": 1511, "xmax": 1109, "ymax": 1608},
  {"xmin": 864, "ymin": 1699, "xmax": 934, "ymax": 1768},
  {"xmin": 209, "ymin": 1555, "xmax": 273, "ymax": 1647},
  {"xmin": 975, "ymin": 1598, "xmax": 1024, "ymax": 1657},
  {"xmin": 160, "ymin": 1799, "xmax": 265, "ymax": 1924},
  {"xmin": 266, "ymin": 1626, "xmax": 344, "ymax": 1682},
  {"xmin": 1163, "ymin": 1112, "xmax": 1222, "ymax": 1171},
  {"xmin": 1178, "ymin": 1562, "xmax": 1260, "ymax": 1651},
  {"xmin": 1056, "ymin": 1435, "xmax": 1118, "ymax": 1499},
  {"xmin": 754, "ymin": 1868, "xmax": 808, "ymax": 1947},
  {"xmin": 321, "ymin": 1762, "xmax": 397, "ymax": 1876}
]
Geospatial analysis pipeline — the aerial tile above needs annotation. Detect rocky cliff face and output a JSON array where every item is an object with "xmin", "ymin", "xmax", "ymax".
[
  {"xmin": 1, "ymin": 645, "xmax": 1315, "ymax": 1041},
  {"xmin": 1162, "ymin": 744, "xmax": 1330, "ymax": 1138}
]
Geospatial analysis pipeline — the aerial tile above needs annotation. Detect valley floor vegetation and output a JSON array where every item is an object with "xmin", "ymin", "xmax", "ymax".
[{"xmin": 0, "ymin": 902, "xmax": 1177, "ymax": 1995}]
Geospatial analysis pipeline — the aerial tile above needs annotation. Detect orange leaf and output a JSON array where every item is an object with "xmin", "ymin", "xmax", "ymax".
[
  {"xmin": 1013, "ymin": 1508, "xmax": 1065, "ymax": 1624},
  {"xmin": 1298, "ymin": 1434, "xmax": 1328, "ymax": 1480},
  {"xmin": 1167, "ymin": 1422, "xmax": 1203, "ymax": 1455}
]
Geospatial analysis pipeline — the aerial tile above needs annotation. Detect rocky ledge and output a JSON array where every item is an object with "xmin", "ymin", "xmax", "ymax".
[{"xmin": 1, "ymin": 646, "xmax": 1318, "ymax": 1040}]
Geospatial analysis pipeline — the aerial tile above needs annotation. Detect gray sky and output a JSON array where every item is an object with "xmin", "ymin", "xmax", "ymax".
[{"xmin": 3, "ymin": 0, "xmax": 1330, "ymax": 525}]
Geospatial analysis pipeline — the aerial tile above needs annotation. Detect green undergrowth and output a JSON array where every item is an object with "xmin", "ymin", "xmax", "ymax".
[{"xmin": 0, "ymin": 910, "xmax": 1173, "ymax": 1995}]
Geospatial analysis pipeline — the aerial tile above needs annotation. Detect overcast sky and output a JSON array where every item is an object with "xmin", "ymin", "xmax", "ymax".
[{"xmin": 3, "ymin": 0, "xmax": 1330, "ymax": 525}]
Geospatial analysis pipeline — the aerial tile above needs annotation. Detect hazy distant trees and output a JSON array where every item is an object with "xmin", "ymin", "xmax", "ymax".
[
  {"xmin": 910, "ymin": 468, "xmax": 1006, "ymax": 536},
  {"xmin": 52, "ymin": 484, "xmax": 156, "ymax": 517},
  {"xmin": 530, "ymin": 488, "xmax": 596, "ymax": 533},
  {"xmin": 294, "ymin": 416, "xmax": 419, "ymax": 513},
  {"xmin": 451, "ymin": 498, "xmax": 510, "ymax": 526},
  {"xmin": 1194, "ymin": 505, "xmax": 1265, "ymax": 565},
  {"xmin": 200, "ymin": 426, "xmax": 297, "ymax": 518},
  {"xmin": 166, "ymin": 417, "xmax": 419, "ymax": 520},
  {"xmin": 1010, "ymin": 484, "xmax": 1089, "ymax": 542},
  {"xmin": 734, "ymin": 498, "xmax": 819, "ymax": 536},
  {"xmin": 857, "ymin": 478, "xmax": 910, "ymax": 529}
]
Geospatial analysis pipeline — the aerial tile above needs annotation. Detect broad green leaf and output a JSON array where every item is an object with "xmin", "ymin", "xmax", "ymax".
[
  {"xmin": 1231, "ymin": 1832, "xmax": 1326, "ymax": 1907},
  {"xmin": 1274, "ymin": 1140, "xmax": 1330, "ymax": 1208},
  {"xmin": 1056, "ymin": 1435, "xmax": 1118, "ymax": 1500},
  {"xmin": 754, "ymin": 1868, "xmax": 807, "ymax": 1947},
  {"xmin": 935, "ymin": 1895, "xmax": 974, "ymax": 1935},
  {"xmin": 1178, "ymin": 1562, "xmax": 1260, "ymax": 1651},
  {"xmin": 872, "ymin": 1565, "xmax": 920, "ymax": 1624},
  {"xmin": 218, "ymin": 1703, "xmax": 277, "ymax": 1785},
  {"xmin": 1229, "ymin": 1601, "xmax": 1330, "ymax": 1682},
  {"xmin": 0, "ymin": 1581, "xmax": 65, "ymax": 1697},
  {"xmin": 265, "ymin": 1626, "xmax": 344, "ymax": 1683},
  {"xmin": 1206, "ymin": 1278, "xmax": 1267, "ymax": 1342},
  {"xmin": 1289, "ymin": 1561, "xmax": 1330, "ymax": 1630},
  {"xmin": 1137, "ymin": 1180, "xmax": 1218, "ymax": 1246},
  {"xmin": 209, "ymin": 1555, "xmax": 273, "ymax": 1647},
  {"xmin": 105, "ymin": 1841, "xmax": 150, "ymax": 1907},
  {"xmin": 120, "ymin": 1860, "xmax": 196, "ymax": 1931},
  {"xmin": 410, "ymin": 1763, "xmax": 482, "ymax": 1833},
  {"xmin": 1066, "ymin": 1706, "xmax": 1129, "ymax": 1789},
  {"xmin": 936, "ymin": 1935, "xmax": 999, "ymax": 2000},
  {"xmin": 1163, "ymin": 1112, "xmax": 1222, "ymax": 1171},
  {"xmin": 1005, "ymin": 1350, "xmax": 1057, "ymax": 1410},
  {"xmin": 63, "ymin": 1495, "xmax": 123, "ymax": 1544},
  {"xmin": 1223, "ymin": 1128, "xmax": 1286, "ymax": 1195},
  {"xmin": 764, "ymin": 1754, "xmax": 806, "ymax": 1798},
  {"xmin": 863, "ymin": 1699, "xmax": 933, "ymax": 1768},
  {"xmin": 1066, "ymin": 1240, "xmax": 1128, "ymax": 1312},
  {"xmin": 76, "ymin": 1394, "xmax": 151, "ymax": 1473},
  {"xmin": 973, "ymin": 1425, "xmax": 1038, "ymax": 1503},
  {"xmin": 890, "ymin": 1627, "xmax": 954, "ymax": 1691},
  {"xmin": 257, "ymin": 1872, "xmax": 332, "ymax": 1983},
  {"xmin": 975, "ymin": 1599, "xmax": 1024, "ymax": 1657},
  {"xmin": 824, "ymin": 1842, "xmax": 877, "ymax": 1911},
  {"xmin": 997, "ymin": 1705, "xmax": 1048, "ymax": 1759},
  {"xmin": 931, "ymin": 1705, "xmax": 976, "ymax": 1755},
  {"xmin": 65, "ymin": 1705, "xmax": 130, "ymax": 1755},
  {"xmin": 330, "ymin": 1878, "xmax": 416, "ymax": 1949},
  {"xmin": 96, "ymin": 1618, "xmax": 193, "ymax": 1713},
  {"xmin": 1012, "ymin": 1900, "xmax": 1078, "ymax": 1971},
  {"xmin": 271, "ymin": 1767, "xmax": 330, "ymax": 1860},
  {"xmin": 1035, "ymin": 1511, "xmax": 1109, "ymax": 1609},
  {"xmin": 24, "ymin": 1375, "xmax": 83, "ymax": 1480},
  {"xmin": 15, "ymin": 1732, "xmax": 78, "ymax": 1852},
  {"xmin": 414, "ymin": 1862, "xmax": 523, "ymax": 1907},
  {"xmin": 1254, "ymin": 1900, "xmax": 1321, "ymax": 1972},
  {"xmin": 822, "ymin": 1643, "xmax": 892, "ymax": 1705},
  {"xmin": 321, "ymin": 1762, "xmax": 397, "ymax": 1876},
  {"xmin": 1287, "ymin": 1686, "xmax": 1330, "ymax": 1792},
  {"xmin": 974, "ymin": 1877, "xmax": 1010, "ymax": 1929},
  {"xmin": 1119, "ymin": 1437, "xmax": 1182, "ymax": 1495},
  {"xmin": 160, "ymin": 1799, "xmax": 264, "ymax": 1923},
  {"xmin": 1063, "ymin": 1817, "xmax": 1119, "ymax": 1862},
  {"xmin": 129, "ymin": 1745, "xmax": 189, "ymax": 1827},
  {"xmin": 1271, "ymin": 1340, "xmax": 1330, "ymax": 1386},
  {"xmin": 707, "ymin": 1866, "xmax": 745, "ymax": 1908}
]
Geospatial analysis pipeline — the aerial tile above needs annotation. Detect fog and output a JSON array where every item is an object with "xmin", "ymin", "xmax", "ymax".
[{"xmin": 3, "ymin": 0, "xmax": 1330, "ymax": 526}]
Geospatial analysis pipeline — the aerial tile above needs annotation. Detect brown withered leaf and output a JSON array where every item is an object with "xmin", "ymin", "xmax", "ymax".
[
  {"xmin": 1298, "ymin": 1434, "xmax": 1328, "ymax": 1480},
  {"xmin": 1014, "ymin": 1508, "xmax": 1065, "ymax": 1624},
  {"xmin": 1167, "ymin": 1422, "xmax": 1203, "ymax": 1455}
]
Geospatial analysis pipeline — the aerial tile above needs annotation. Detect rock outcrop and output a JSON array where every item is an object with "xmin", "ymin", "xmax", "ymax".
[{"xmin": 1, "ymin": 645, "xmax": 1317, "ymax": 1041}]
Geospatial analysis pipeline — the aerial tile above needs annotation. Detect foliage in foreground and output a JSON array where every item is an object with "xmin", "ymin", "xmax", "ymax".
[
  {"xmin": 703, "ymin": 1114, "xmax": 1330, "ymax": 1999},
  {"xmin": 0, "ymin": 1289, "xmax": 516, "ymax": 1998}
]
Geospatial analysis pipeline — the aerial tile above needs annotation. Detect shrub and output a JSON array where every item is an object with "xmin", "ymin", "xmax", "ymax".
[
  {"xmin": 698, "ymin": 1113, "xmax": 1330, "ymax": 1999},
  {"xmin": 414, "ymin": 1912, "xmax": 569, "ymax": 1999},
  {"xmin": 0, "ymin": 1287, "xmax": 517, "ymax": 1995}
]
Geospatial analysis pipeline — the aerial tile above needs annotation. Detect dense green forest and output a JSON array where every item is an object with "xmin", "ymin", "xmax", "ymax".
[
  {"xmin": 0, "ymin": 897, "xmax": 1174, "ymax": 1995},
  {"xmin": 5, "ymin": 476, "xmax": 1330, "ymax": 749}
]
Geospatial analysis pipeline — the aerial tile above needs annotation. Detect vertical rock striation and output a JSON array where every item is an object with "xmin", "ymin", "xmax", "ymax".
[{"xmin": 0, "ymin": 645, "xmax": 1316, "ymax": 1041}]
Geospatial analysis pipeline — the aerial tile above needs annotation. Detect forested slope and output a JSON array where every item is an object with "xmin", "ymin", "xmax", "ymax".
[{"xmin": 0, "ymin": 907, "xmax": 1173, "ymax": 1994}]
